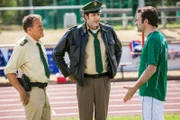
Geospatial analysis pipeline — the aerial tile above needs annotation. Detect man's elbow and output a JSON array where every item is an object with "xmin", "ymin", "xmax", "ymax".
[
  {"xmin": 52, "ymin": 49, "xmax": 56, "ymax": 57},
  {"xmin": 52, "ymin": 49, "xmax": 59, "ymax": 61},
  {"xmin": 150, "ymin": 65, "xmax": 157, "ymax": 74}
]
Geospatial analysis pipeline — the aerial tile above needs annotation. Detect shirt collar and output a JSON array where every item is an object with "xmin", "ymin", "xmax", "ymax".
[
  {"xmin": 86, "ymin": 24, "xmax": 100, "ymax": 34},
  {"xmin": 25, "ymin": 33, "xmax": 41, "ymax": 45}
]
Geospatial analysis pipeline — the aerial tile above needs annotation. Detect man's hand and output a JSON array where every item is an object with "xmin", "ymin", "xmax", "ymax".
[
  {"xmin": 68, "ymin": 75, "xmax": 76, "ymax": 82},
  {"xmin": 123, "ymin": 86, "xmax": 137, "ymax": 102},
  {"xmin": 20, "ymin": 89, "xmax": 30, "ymax": 105},
  {"xmin": 123, "ymin": 65, "xmax": 157, "ymax": 102},
  {"xmin": 6, "ymin": 73, "xmax": 30, "ymax": 105}
]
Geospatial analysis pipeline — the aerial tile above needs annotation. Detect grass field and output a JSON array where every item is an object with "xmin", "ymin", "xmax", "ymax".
[{"xmin": 52, "ymin": 114, "xmax": 180, "ymax": 120}]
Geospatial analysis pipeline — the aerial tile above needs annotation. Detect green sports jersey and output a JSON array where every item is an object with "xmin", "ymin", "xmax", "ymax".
[{"xmin": 138, "ymin": 31, "xmax": 168, "ymax": 101}]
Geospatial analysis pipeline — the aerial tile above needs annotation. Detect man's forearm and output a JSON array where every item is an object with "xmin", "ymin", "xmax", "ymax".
[{"xmin": 134, "ymin": 65, "xmax": 156, "ymax": 90}]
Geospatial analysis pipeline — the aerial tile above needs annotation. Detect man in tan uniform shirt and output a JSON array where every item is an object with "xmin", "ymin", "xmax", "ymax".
[{"xmin": 4, "ymin": 14, "xmax": 51, "ymax": 120}]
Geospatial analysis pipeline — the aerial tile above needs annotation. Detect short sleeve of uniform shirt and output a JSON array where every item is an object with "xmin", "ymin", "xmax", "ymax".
[
  {"xmin": 146, "ymin": 32, "xmax": 161, "ymax": 67},
  {"xmin": 4, "ymin": 42, "xmax": 26, "ymax": 74}
]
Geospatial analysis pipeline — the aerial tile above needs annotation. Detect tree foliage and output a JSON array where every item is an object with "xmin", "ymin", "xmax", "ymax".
[{"xmin": 0, "ymin": 0, "xmax": 179, "ymax": 25}]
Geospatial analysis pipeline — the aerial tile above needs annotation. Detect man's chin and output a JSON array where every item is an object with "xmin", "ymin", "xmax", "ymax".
[
  {"xmin": 94, "ymin": 24, "xmax": 100, "ymax": 28},
  {"xmin": 137, "ymin": 29, "xmax": 143, "ymax": 32}
]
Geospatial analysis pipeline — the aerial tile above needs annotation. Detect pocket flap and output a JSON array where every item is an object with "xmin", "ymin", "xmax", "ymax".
[{"xmin": 108, "ymin": 40, "xmax": 115, "ymax": 45}]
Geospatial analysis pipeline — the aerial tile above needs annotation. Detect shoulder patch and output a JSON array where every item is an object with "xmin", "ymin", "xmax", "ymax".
[{"xmin": 20, "ymin": 39, "xmax": 28, "ymax": 46}]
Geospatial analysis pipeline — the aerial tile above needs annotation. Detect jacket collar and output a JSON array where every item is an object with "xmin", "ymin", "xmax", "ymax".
[
  {"xmin": 100, "ymin": 23, "xmax": 108, "ymax": 32},
  {"xmin": 80, "ymin": 22, "xmax": 108, "ymax": 36}
]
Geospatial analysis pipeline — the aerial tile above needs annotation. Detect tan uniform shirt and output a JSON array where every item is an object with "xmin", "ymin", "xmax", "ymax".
[
  {"xmin": 84, "ymin": 27, "xmax": 108, "ymax": 74},
  {"xmin": 4, "ymin": 34, "xmax": 49, "ymax": 83}
]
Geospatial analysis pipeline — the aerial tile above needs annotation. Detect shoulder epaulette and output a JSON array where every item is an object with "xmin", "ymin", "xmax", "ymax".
[
  {"xmin": 69, "ymin": 25, "xmax": 78, "ymax": 30},
  {"xmin": 20, "ymin": 39, "xmax": 28, "ymax": 46}
]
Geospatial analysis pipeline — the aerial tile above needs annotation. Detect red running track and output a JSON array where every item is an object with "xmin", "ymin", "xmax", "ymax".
[{"xmin": 0, "ymin": 80, "xmax": 180, "ymax": 120}]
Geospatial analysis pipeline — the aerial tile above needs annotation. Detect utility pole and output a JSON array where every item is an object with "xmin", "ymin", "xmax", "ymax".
[
  {"xmin": 161, "ymin": 0, "xmax": 166, "ymax": 28},
  {"xmin": 138, "ymin": 0, "xmax": 145, "ymax": 47},
  {"xmin": 29, "ymin": 0, "xmax": 33, "ymax": 14},
  {"xmin": 53, "ymin": 0, "xmax": 57, "ymax": 29},
  {"xmin": 138, "ymin": 0, "xmax": 144, "ymax": 8},
  {"xmin": 110, "ymin": 0, "xmax": 113, "ymax": 8}
]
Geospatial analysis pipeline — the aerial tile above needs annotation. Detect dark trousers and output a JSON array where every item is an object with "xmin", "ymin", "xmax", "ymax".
[{"xmin": 76, "ymin": 76, "xmax": 111, "ymax": 120}]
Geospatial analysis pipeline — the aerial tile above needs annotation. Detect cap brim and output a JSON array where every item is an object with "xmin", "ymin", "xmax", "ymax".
[{"xmin": 83, "ymin": 9, "xmax": 101, "ymax": 13}]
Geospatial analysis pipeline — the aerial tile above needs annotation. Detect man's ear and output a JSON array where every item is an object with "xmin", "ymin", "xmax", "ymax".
[
  {"xmin": 84, "ymin": 14, "xmax": 88, "ymax": 20},
  {"xmin": 144, "ymin": 19, "xmax": 148, "ymax": 25},
  {"xmin": 27, "ymin": 27, "xmax": 32, "ymax": 33}
]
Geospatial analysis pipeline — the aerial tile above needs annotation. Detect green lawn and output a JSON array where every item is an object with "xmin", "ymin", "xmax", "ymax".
[{"xmin": 52, "ymin": 114, "xmax": 180, "ymax": 120}]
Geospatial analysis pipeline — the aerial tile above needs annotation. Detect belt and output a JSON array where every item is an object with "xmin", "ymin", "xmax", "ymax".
[
  {"xmin": 31, "ymin": 82, "xmax": 48, "ymax": 89},
  {"xmin": 84, "ymin": 72, "xmax": 108, "ymax": 78}
]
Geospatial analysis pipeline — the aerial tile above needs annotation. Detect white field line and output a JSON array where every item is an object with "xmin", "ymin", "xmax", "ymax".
[
  {"xmin": 0, "ymin": 87, "xmax": 180, "ymax": 98},
  {"xmin": 1, "ymin": 102, "xmax": 180, "ymax": 113},
  {"xmin": 0, "ymin": 97, "xmax": 180, "ymax": 107},
  {"xmin": 1, "ymin": 91, "xmax": 180, "ymax": 102},
  {"xmin": 0, "ymin": 81, "xmax": 180, "ymax": 93}
]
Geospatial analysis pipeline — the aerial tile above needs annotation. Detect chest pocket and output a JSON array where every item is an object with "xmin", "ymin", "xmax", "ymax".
[
  {"xmin": 70, "ymin": 44, "xmax": 79, "ymax": 55},
  {"xmin": 108, "ymin": 39, "xmax": 115, "ymax": 54},
  {"xmin": 69, "ymin": 38, "xmax": 80, "ymax": 67},
  {"xmin": 29, "ymin": 47, "xmax": 41, "ymax": 60},
  {"xmin": 69, "ymin": 38, "xmax": 80, "ymax": 55}
]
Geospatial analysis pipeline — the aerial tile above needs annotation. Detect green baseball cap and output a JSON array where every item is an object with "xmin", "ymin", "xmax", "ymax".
[{"xmin": 82, "ymin": 1, "xmax": 102, "ymax": 13}]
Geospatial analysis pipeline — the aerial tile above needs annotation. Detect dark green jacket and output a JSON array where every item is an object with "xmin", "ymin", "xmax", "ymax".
[{"xmin": 53, "ymin": 23, "xmax": 122, "ymax": 86}]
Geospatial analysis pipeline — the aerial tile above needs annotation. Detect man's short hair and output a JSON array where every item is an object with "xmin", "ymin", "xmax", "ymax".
[
  {"xmin": 137, "ymin": 6, "xmax": 159, "ymax": 27},
  {"xmin": 22, "ymin": 14, "xmax": 42, "ymax": 32}
]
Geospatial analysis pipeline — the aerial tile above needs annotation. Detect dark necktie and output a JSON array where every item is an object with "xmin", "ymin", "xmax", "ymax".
[
  {"xmin": 89, "ymin": 30, "xmax": 103, "ymax": 74},
  {"xmin": 36, "ymin": 42, "xmax": 50, "ymax": 78}
]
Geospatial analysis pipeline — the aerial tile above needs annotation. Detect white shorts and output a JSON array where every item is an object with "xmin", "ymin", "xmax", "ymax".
[{"xmin": 140, "ymin": 96, "xmax": 164, "ymax": 120}]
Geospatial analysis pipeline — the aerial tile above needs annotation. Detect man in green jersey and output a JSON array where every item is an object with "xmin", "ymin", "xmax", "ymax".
[{"xmin": 123, "ymin": 6, "xmax": 168, "ymax": 120}]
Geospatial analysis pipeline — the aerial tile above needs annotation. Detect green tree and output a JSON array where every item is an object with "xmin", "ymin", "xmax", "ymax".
[
  {"xmin": 0, "ymin": 0, "xmax": 18, "ymax": 25},
  {"xmin": 0, "ymin": 0, "xmax": 179, "ymax": 27},
  {"xmin": 166, "ymin": 0, "xmax": 180, "ymax": 6}
]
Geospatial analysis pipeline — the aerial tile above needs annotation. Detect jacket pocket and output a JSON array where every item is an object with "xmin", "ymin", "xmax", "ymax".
[
  {"xmin": 112, "ymin": 56, "xmax": 117, "ymax": 71},
  {"xmin": 70, "ymin": 60, "xmax": 78, "ymax": 75}
]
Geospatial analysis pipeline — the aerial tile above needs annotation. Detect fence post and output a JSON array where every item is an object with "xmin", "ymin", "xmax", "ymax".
[
  {"xmin": 122, "ymin": 13, "xmax": 128, "ymax": 29},
  {"xmin": 161, "ymin": 11, "xmax": 166, "ymax": 28}
]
